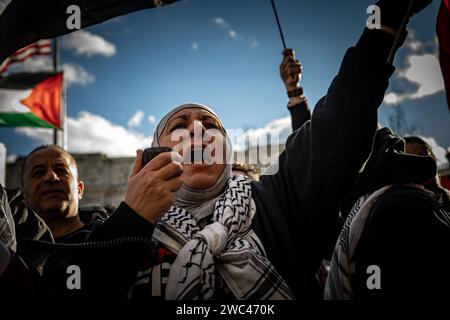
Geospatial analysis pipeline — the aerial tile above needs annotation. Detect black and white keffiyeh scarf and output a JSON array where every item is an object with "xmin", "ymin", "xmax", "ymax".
[
  {"xmin": 324, "ymin": 189, "xmax": 374, "ymax": 300},
  {"xmin": 152, "ymin": 175, "xmax": 294, "ymax": 300}
]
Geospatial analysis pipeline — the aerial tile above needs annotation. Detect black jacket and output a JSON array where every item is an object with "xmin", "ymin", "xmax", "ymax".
[
  {"xmin": 40, "ymin": 202, "xmax": 154, "ymax": 297},
  {"xmin": 251, "ymin": 29, "xmax": 397, "ymax": 299}
]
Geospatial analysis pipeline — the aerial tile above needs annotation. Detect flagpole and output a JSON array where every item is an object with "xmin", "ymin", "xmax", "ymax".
[
  {"xmin": 52, "ymin": 38, "xmax": 60, "ymax": 146},
  {"xmin": 387, "ymin": 0, "xmax": 415, "ymax": 64},
  {"xmin": 270, "ymin": 0, "xmax": 287, "ymax": 50},
  {"xmin": 62, "ymin": 72, "xmax": 67, "ymax": 149}
]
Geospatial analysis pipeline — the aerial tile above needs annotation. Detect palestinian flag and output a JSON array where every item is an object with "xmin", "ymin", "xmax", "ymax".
[
  {"xmin": 0, "ymin": 72, "xmax": 62, "ymax": 128},
  {"xmin": 437, "ymin": 0, "xmax": 450, "ymax": 110},
  {"xmin": 0, "ymin": 0, "xmax": 179, "ymax": 63}
]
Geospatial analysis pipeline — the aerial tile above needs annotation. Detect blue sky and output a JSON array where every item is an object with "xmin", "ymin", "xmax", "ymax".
[{"xmin": 1, "ymin": 0, "xmax": 449, "ymax": 166}]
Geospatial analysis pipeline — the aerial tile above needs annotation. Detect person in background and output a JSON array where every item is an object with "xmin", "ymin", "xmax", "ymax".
[
  {"xmin": 326, "ymin": 128, "xmax": 450, "ymax": 299},
  {"xmin": 280, "ymin": 48, "xmax": 311, "ymax": 131},
  {"xmin": 20, "ymin": 145, "xmax": 88, "ymax": 240},
  {"xmin": 404, "ymin": 136, "xmax": 450, "ymax": 210},
  {"xmin": 5, "ymin": 144, "xmax": 183, "ymax": 297}
]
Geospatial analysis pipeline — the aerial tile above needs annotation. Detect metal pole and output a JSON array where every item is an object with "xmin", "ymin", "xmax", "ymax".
[
  {"xmin": 387, "ymin": 0, "xmax": 415, "ymax": 64},
  {"xmin": 52, "ymin": 38, "xmax": 59, "ymax": 146},
  {"xmin": 62, "ymin": 74, "xmax": 67, "ymax": 149},
  {"xmin": 270, "ymin": 0, "xmax": 287, "ymax": 50}
]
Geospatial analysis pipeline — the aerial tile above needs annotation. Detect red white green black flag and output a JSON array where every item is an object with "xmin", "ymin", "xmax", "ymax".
[{"xmin": 0, "ymin": 72, "xmax": 63, "ymax": 128}]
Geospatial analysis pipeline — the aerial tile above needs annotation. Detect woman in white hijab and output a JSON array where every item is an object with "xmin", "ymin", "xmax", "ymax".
[{"xmin": 138, "ymin": 103, "xmax": 294, "ymax": 300}]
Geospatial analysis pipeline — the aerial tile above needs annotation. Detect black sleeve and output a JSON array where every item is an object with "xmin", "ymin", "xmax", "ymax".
[
  {"xmin": 252, "ymin": 29, "xmax": 397, "ymax": 298},
  {"xmin": 87, "ymin": 202, "xmax": 154, "ymax": 241},
  {"xmin": 43, "ymin": 202, "xmax": 155, "ymax": 297},
  {"xmin": 288, "ymin": 100, "xmax": 311, "ymax": 131}
]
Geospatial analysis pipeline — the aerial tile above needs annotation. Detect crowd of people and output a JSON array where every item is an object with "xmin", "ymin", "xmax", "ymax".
[{"xmin": 1, "ymin": 0, "xmax": 449, "ymax": 300}]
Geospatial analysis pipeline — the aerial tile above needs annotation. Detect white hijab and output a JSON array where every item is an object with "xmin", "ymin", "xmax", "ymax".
[{"xmin": 152, "ymin": 103, "xmax": 232, "ymax": 221}]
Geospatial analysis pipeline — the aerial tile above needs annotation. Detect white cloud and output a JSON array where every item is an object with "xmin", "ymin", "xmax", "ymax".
[
  {"xmin": 384, "ymin": 53, "xmax": 445, "ymax": 104},
  {"xmin": 148, "ymin": 115, "xmax": 157, "ymax": 125},
  {"xmin": 61, "ymin": 63, "xmax": 95, "ymax": 86},
  {"xmin": 62, "ymin": 30, "xmax": 116, "ymax": 58},
  {"xmin": 384, "ymin": 31, "xmax": 445, "ymax": 105},
  {"xmin": 14, "ymin": 128, "xmax": 47, "ymax": 145},
  {"xmin": 127, "ymin": 110, "xmax": 144, "ymax": 128},
  {"xmin": 7, "ymin": 56, "xmax": 53, "ymax": 73},
  {"xmin": 191, "ymin": 41, "xmax": 199, "ymax": 51},
  {"xmin": 228, "ymin": 30, "xmax": 237, "ymax": 39},
  {"xmin": 213, "ymin": 16, "xmax": 239, "ymax": 39},
  {"xmin": 384, "ymin": 92, "xmax": 401, "ymax": 105},
  {"xmin": 212, "ymin": 16, "xmax": 258, "ymax": 48},
  {"xmin": 405, "ymin": 31, "xmax": 423, "ymax": 52},
  {"xmin": 419, "ymin": 136, "xmax": 449, "ymax": 170},
  {"xmin": 15, "ymin": 111, "xmax": 152, "ymax": 157},
  {"xmin": 213, "ymin": 17, "xmax": 228, "ymax": 28},
  {"xmin": 6, "ymin": 154, "xmax": 18, "ymax": 163},
  {"xmin": 400, "ymin": 54, "xmax": 444, "ymax": 98}
]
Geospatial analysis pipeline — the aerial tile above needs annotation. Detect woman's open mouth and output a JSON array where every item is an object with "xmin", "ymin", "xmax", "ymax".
[{"xmin": 184, "ymin": 145, "xmax": 214, "ymax": 165}]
